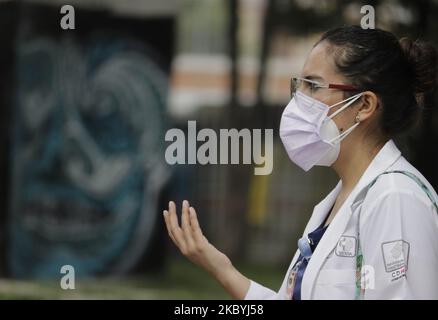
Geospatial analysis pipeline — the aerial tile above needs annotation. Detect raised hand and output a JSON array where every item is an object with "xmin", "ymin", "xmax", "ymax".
[{"xmin": 163, "ymin": 200, "xmax": 232, "ymax": 278}]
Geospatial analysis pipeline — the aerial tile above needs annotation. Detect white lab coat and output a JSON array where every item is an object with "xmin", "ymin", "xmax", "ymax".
[{"xmin": 244, "ymin": 139, "xmax": 438, "ymax": 300}]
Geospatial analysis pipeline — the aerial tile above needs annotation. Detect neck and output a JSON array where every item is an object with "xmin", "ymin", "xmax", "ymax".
[{"xmin": 332, "ymin": 137, "xmax": 387, "ymax": 192}]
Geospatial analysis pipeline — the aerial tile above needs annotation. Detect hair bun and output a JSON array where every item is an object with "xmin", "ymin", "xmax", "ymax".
[{"xmin": 399, "ymin": 37, "xmax": 437, "ymax": 97}]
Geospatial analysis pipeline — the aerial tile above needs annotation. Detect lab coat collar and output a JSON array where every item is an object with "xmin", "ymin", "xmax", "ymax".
[{"xmin": 300, "ymin": 139, "xmax": 402, "ymax": 299}]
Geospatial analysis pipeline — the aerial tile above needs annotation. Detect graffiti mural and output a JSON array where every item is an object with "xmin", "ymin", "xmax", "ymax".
[{"xmin": 9, "ymin": 33, "xmax": 170, "ymax": 277}]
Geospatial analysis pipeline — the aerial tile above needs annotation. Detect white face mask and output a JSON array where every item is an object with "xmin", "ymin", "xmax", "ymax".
[{"xmin": 279, "ymin": 90, "xmax": 364, "ymax": 171}]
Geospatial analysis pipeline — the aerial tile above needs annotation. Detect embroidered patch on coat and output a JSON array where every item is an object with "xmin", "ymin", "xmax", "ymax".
[
  {"xmin": 381, "ymin": 240, "xmax": 409, "ymax": 273},
  {"xmin": 335, "ymin": 235, "xmax": 357, "ymax": 257}
]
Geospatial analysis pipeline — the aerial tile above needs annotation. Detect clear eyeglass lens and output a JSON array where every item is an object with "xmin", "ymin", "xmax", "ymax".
[
  {"xmin": 291, "ymin": 78, "xmax": 313, "ymax": 98},
  {"xmin": 291, "ymin": 78, "xmax": 302, "ymax": 98}
]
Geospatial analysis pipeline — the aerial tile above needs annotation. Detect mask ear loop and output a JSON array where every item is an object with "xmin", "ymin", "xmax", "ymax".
[
  {"xmin": 328, "ymin": 92, "xmax": 363, "ymax": 119},
  {"xmin": 328, "ymin": 121, "xmax": 360, "ymax": 144},
  {"xmin": 326, "ymin": 93, "xmax": 364, "ymax": 144}
]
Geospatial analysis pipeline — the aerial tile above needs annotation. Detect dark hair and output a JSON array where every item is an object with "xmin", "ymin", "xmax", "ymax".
[{"xmin": 316, "ymin": 25, "xmax": 437, "ymax": 138}]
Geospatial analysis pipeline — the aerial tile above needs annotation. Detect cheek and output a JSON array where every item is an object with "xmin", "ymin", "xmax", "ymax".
[
  {"xmin": 330, "ymin": 109, "xmax": 355, "ymax": 132},
  {"xmin": 314, "ymin": 90, "xmax": 344, "ymax": 107},
  {"xmin": 331, "ymin": 117, "xmax": 346, "ymax": 132}
]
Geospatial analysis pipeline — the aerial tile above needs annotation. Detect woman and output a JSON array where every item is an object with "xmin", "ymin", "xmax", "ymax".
[{"xmin": 163, "ymin": 26, "xmax": 438, "ymax": 299}]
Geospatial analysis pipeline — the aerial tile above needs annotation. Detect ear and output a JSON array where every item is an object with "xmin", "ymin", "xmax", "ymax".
[{"xmin": 357, "ymin": 91, "xmax": 379, "ymax": 122}]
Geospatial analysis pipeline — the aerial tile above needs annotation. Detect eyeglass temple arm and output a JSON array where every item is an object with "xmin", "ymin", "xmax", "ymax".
[{"xmin": 328, "ymin": 83, "xmax": 360, "ymax": 91}]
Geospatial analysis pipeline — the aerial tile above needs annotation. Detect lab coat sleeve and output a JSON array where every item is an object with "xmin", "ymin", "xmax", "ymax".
[
  {"xmin": 244, "ymin": 267, "xmax": 292, "ymax": 300},
  {"xmin": 359, "ymin": 187, "xmax": 438, "ymax": 299},
  {"xmin": 243, "ymin": 280, "xmax": 278, "ymax": 300}
]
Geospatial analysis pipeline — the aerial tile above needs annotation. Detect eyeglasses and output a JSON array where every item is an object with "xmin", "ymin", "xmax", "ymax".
[{"xmin": 290, "ymin": 77, "xmax": 360, "ymax": 98}]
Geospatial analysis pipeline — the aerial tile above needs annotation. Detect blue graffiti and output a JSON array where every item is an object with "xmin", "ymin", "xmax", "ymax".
[{"xmin": 9, "ymin": 34, "xmax": 169, "ymax": 277}]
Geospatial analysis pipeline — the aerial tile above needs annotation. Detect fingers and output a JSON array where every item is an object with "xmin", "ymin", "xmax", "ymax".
[
  {"xmin": 167, "ymin": 201, "xmax": 187, "ymax": 252},
  {"xmin": 181, "ymin": 200, "xmax": 191, "ymax": 229},
  {"xmin": 163, "ymin": 200, "xmax": 206, "ymax": 257},
  {"xmin": 189, "ymin": 206, "xmax": 204, "ymax": 242},
  {"xmin": 181, "ymin": 200, "xmax": 196, "ymax": 248},
  {"xmin": 163, "ymin": 210, "xmax": 176, "ymax": 243}
]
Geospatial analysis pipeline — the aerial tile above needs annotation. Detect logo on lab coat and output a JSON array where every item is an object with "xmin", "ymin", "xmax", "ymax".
[
  {"xmin": 335, "ymin": 235, "xmax": 357, "ymax": 257},
  {"xmin": 381, "ymin": 240, "xmax": 410, "ymax": 273}
]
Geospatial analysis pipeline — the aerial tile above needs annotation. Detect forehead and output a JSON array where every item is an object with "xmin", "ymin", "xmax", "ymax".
[{"xmin": 301, "ymin": 41, "xmax": 343, "ymax": 82}]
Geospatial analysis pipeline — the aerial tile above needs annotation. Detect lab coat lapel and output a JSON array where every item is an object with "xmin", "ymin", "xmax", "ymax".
[
  {"xmin": 300, "ymin": 139, "xmax": 402, "ymax": 300},
  {"xmin": 300, "ymin": 193, "xmax": 354, "ymax": 300},
  {"xmin": 303, "ymin": 180, "xmax": 342, "ymax": 234},
  {"xmin": 289, "ymin": 181, "xmax": 342, "ymax": 268}
]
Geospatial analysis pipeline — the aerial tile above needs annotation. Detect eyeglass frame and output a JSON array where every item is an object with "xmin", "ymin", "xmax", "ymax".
[{"xmin": 290, "ymin": 77, "xmax": 361, "ymax": 99}]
